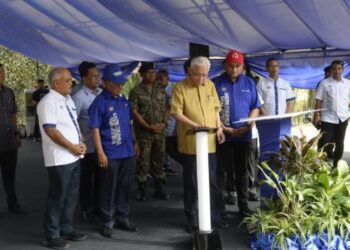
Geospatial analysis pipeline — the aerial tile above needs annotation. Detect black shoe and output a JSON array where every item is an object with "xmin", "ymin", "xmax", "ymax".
[
  {"xmin": 62, "ymin": 231, "xmax": 87, "ymax": 241},
  {"xmin": 136, "ymin": 191, "xmax": 147, "ymax": 202},
  {"xmin": 165, "ymin": 168, "xmax": 178, "ymax": 176},
  {"xmin": 154, "ymin": 190, "xmax": 170, "ymax": 200},
  {"xmin": 225, "ymin": 191, "xmax": 237, "ymax": 205},
  {"xmin": 101, "ymin": 227, "xmax": 113, "ymax": 238},
  {"xmin": 81, "ymin": 209, "xmax": 96, "ymax": 221},
  {"xmin": 239, "ymin": 207, "xmax": 254, "ymax": 217},
  {"xmin": 185, "ymin": 224, "xmax": 199, "ymax": 234},
  {"xmin": 42, "ymin": 238, "xmax": 69, "ymax": 250},
  {"xmin": 9, "ymin": 204, "xmax": 27, "ymax": 215},
  {"xmin": 248, "ymin": 189, "xmax": 260, "ymax": 201},
  {"xmin": 213, "ymin": 219, "xmax": 229, "ymax": 230},
  {"xmin": 115, "ymin": 221, "xmax": 139, "ymax": 232}
]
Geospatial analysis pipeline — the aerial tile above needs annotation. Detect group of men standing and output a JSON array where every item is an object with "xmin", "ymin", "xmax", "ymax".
[{"xmin": 1, "ymin": 48, "xmax": 350, "ymax": 250}]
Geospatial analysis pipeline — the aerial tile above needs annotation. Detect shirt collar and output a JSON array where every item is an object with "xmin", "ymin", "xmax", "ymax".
[
  {"xmin": 102, "ymin": 89, "xmax": 122, "ymax": 99},
  {"xmin": 82, "ymin": 85, "xmax": 102, "ymax": 95},
  {"xmin": 50, "ymin": 89, "xmax": 69, "ymax": 102}
]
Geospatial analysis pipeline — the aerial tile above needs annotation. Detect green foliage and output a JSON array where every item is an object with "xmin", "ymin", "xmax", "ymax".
[
  {"xmin": 0, "ymin": 46, "xmax": 52, "ymax": 125},
  {"xmin": 243, "ymin": 134, "xmax": 350, "ymax": 250}
]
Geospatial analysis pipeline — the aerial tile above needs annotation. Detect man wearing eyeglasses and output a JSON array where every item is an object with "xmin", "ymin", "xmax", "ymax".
[
  {"xmin": 171, "ymin": 56, "xmax": 227, "ymax": 233},
  {"xmin": 213, "ymin": 50, "xmax": 261, "ymax": 217}
]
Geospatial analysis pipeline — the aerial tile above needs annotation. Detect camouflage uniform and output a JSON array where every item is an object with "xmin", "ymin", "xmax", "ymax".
[{"xmin": 129, "ymin": 83, "xmax": 168, "ymax": 186}]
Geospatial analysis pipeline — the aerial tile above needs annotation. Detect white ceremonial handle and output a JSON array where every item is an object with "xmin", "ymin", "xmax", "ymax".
[{"xmin": 195, "ymin": 130, "xmax": 212, "ymax": 233}]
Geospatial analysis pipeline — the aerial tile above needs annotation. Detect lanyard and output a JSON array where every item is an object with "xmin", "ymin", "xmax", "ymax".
[{"xmin": 66, "ymin": 104, "xmax": 82, "ymax": 143}]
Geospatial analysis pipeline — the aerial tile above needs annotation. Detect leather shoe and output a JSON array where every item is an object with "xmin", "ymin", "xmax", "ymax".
[
  {"xmin": 62, "ymin": 231, "xmax": 87, "ymax": 241},
  {"xmin": 9, "ymin": 204, "xmax": 27, "ymax": 215},
  {"xmin": 136, "ymin": 191, "xmax": 147, "ymax": 202},
  {"xmin": 115, "ymin": 221, "xmax": 139, "ymax": 232},
  {"xmin": 101, "ymin": 227, "xmax": 113, "ymax": 238},
  {"xmin": 213, "ymin": 220, "xmax": 229, "ymax": 230},
  {"xmin": 42, "ymin": 237, "xmax": 69, "ymax": 250}
]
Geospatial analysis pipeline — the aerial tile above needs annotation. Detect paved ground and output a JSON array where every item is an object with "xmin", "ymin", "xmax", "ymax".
[
  {"xmin": 0, "ymin": 124, "xmax": 349, "ymax": 250},
  {"xmin": 0, "ymin": 140, "xmax": 255, "ymax": 250}
]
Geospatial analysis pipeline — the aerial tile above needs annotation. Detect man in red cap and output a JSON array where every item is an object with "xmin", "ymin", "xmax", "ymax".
[{"xmin": 212, "ymin": 50, "xmax": 261, "ymax": 216}]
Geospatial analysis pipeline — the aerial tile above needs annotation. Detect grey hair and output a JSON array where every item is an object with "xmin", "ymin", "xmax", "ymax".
[
  {"xmin": 190, "ymin": 56, "xmax": 211, "ymax": 71},
  {"xmin": 48, "ymin": 67, "xmax": 65, "ymax": 87}
]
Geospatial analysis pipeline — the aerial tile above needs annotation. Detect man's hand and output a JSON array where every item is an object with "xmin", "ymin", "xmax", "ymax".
[
  {"xmin": 312, "ymin": 113, "xmax": 321, "ymax": 130},
  {"xmin": 148, "ymin": 124, "xmax": 163, "ymax": 133},
  {"xmin": 15, "ymin": 134, "xmax": 22, "ymax": 148},
  {"xmin": 97, "ymin": 151, "xmax": 108, "ymax": 169},
  {"xmin": 216, "ymin": 128, "xmax": 225, "ymax": 144},
  {"xmin": 134, "ymin": 142, "xmax": 140, "ymax": 159},
  {"xmin": 68, "ymin": 143, "xmax": 86, "ymax": 156}
]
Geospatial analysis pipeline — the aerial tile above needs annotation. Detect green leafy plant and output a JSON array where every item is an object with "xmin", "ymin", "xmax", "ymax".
[{"xmin": 244, "ymin": 134, "xmax": 350, "ymax": 249}]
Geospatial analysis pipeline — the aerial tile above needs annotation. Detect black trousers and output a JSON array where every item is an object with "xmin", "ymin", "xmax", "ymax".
[
  {"xmin": 0, "ymin": 148, "xmax": 19, "ymax": 207},
  {"xmin": 181, "ymin": 153, "xmax": 221, "ymax": 227},
  {"xmin": 100, "ymin": 157, "xmax": 133, "ymax": 228},
  {"xmin": 248, "ymin": 138, "xmax": 259, "ymax": 188},
  {"xmin": 34, "ymin": 111, "xmax": 41, "ymax": 139},
  {"xmin": 216, "ymin": 141, "xmax": 250, "ymax": 209},
  {"xmin": 165, "ymin": 136, "xmax": 181, "ymax": 164},
  {"xmin": 80, "ymin": 152, "xmax": 100, "ymax": 212},
  {"xmin": 318, "ymin": 120, "xmax": 348, "ymax": 167}
]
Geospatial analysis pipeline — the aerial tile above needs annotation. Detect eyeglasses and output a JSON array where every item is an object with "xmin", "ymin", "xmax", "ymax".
[{"xmin": 191, "ymin": 72, "xmax": 208, "ymax": 78}]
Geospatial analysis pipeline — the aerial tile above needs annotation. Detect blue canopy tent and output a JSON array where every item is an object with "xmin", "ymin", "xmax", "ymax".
[{"xmin": 1, "ymin": 0, "xmax": 350, "ymax": 88}]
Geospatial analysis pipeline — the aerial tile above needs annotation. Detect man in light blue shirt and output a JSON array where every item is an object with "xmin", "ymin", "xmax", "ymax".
[
  {"xmin": 72, "ymin": 61, "xmax": 102, "ymax": 220},
  {"xmin": 156, "ymin": 69, "xmax": 179, "ymax": 176}
]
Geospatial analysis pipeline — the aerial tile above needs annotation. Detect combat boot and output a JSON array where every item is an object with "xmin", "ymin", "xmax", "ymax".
[
  {"xmin": 136, "ymin": 182, "xmax": 147, "ymax": 202},
  {"xmin": 154, "ymin": 178, "xmax": 170, "ymax": 200}
]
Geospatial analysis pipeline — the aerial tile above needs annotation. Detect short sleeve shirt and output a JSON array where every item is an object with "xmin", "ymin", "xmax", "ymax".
[
  {"xmin": 257, "ymin": 77, "xmax": 295, "ymax": 115},
  {"xmin": 32, "ymin": 88, "xmax": 49, "ymax": 103},
  {"xmin": 129, "ymin": 83, "xmax": 168, "ymax": 138},
  {"xmin": 213, "ymin": 74, "xmax": 261, "ymax": 142},
  {"xmin": 88, "ymin": 90, "xmax": 134, "ymax": 160},
  {"xmin": 171, "ymin": 78, "xmax": 220, "ymax": 155},
  {"xmin": 315, "ymin": 77, "xmax": 350, "ymax": 123},
  {"xmin": 72, "ymin": 85, "xmax": 102, "ymax": 153},
  {"xmin": 0, "ymin": 85, "xmax": 17, "ymax": 151},
  {"xmin": 37, "ymin": 90, "xmax": 80, "ymax": 167}
]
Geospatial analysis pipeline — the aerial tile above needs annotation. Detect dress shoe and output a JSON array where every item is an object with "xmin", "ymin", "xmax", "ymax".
[
  {"xmin": 239, "ymin": 207, "xmax": 254, "ymax": 217},
  {"xmin": 9, "ymin": 204, "xmax": 27, "ymax": 215},
  {"xmin": 115, "ymin": 221, "xmax": 139, "ymax": 232},
  {"xmin": 248, "ymin": 189, "xmax": 260, "ymax": 201},
  {"xmin": 213, "ymin": 219, "xmax": 229, "ymax": 230},
  {"xmin": 225, "ymin": 191, "xmax": 237, "ymax": 205},
  {"xmin": 62, "ymin": 231, "xmax": 87, "ymax": 241},
  {"xmin": 136, "ymin": 192, "xmax": 147, "ymax": 202},
  {"xmin": 42, "ymin": 237, "xmax": 69, "ymax": 250},
  {"xmin": 101, "ymin": 227, "xmax": 113, "ymax": 238},
  {"xmin": 154, "ymin": 190, "xmax": 170, "ymax": 200}
]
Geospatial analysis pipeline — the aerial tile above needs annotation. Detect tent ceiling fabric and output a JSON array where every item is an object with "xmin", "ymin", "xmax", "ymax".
[{"xmin": 1, "ymin": 0, "xmax": 350, "ymax": 66}]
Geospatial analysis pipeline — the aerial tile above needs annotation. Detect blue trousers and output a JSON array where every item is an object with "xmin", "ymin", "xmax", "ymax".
[
  {"xmin": 100, "ymin": 157, "xmax": 134, "ymax": 228},
  {"xmin": 43, "ymin": 160, "xmax": 80, "ymax": 239}
]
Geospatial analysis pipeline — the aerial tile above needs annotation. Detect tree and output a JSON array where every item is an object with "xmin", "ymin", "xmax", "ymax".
[{"xmin": 0, "ymin": 46, "xmax": 52, "ymax": 125}]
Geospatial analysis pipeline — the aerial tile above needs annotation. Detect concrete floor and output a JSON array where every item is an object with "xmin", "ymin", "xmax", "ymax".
[{"xmin": 0, "ymin": 139, "xmax": 255, "ymax": 250}]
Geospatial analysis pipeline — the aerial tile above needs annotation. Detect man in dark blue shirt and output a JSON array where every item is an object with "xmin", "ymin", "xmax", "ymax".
[
  {"xmin": 89, "ymin": 64, "xmax": 139, "ymax": 238},
  {"xmin": 213, "ymin": 50, "xmax": 261, "ymax": 216}
]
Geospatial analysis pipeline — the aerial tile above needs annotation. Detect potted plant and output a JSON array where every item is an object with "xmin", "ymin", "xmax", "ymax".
[{"xmin": 244, "ymin": 134, "xmax": 350, "ymax": 249}]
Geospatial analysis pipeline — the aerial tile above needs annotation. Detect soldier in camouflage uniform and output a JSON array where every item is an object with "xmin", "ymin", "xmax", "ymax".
[{"xmin": 129, "ymin": 62, "xmax": 170, "ymax": 201}]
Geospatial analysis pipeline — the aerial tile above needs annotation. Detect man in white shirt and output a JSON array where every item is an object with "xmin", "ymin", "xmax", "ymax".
[
  {"xmin": 37, "ymin": 68, "xmax": 87, "ymax": 250},
  {"xmin": 257, "ymin": 58, "xmax": 295, "ymax": 116},
  {"xmin": 313, "ymin": 60, "xmax": 350, "ymax": 167}
]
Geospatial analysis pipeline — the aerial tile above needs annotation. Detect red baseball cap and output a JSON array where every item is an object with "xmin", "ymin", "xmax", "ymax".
[{"xmin": 226, "ymin": 50, "xmax": 244, "ymax": 65}]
